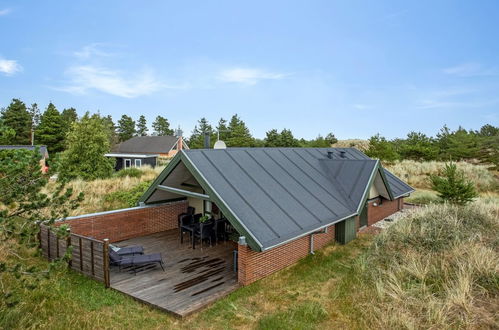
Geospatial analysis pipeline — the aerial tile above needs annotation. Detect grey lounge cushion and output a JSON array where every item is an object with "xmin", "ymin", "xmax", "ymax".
[{"xmin": 119, "ymin": 253, "xmax": 163, "ymax": 267}]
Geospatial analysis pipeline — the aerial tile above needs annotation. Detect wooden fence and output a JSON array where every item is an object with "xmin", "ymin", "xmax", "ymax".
[{"xmin": 39, "ymin": 224, "xmax": 110, "ymax": 287}]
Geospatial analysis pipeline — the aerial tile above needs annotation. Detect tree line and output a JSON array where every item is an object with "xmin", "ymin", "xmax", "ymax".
[{"xmin": 365, "ymin": 125, "xmax": 499, "ymax": 169}]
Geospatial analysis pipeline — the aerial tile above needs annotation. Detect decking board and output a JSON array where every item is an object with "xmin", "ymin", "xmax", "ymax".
[{"xmin": 110, "ymin": 230, "xmax": 239, "ymax": 317}]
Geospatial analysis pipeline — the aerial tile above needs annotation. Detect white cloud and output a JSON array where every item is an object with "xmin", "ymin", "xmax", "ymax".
[
  {"xmin": 218, "ymin": 67, "xmax": 288, "ymax": 85},
  {"xmin": 55, "ymin": 65, "xmax": 170, "ymax": 98},
  {"xmin": 0, "ymin": 58, "xmax": 22, "ymax": 75},
  {"xmin": 73, "ymin": 43, "xmax": 114, "ymax": 59},
  {"xmin": 443, "ymin": 62, "xmax": 497, "ymax": 77},
  {"xmin": 0, "ymin": 8, "xmax": 11, "ymax": 16}
]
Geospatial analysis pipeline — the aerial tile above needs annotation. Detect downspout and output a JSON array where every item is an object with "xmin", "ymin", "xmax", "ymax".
[{"xmin": 309, "ymin": 227, "xmax": 328, "ymax": 255}]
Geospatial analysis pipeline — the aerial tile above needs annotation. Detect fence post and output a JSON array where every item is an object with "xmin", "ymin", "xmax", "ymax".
[
  {"xmin": 47, "ymin": 226, "xmax": 51, "ymax": 260},
  {"xmin": 66, "ymin": 229, "xmax": 72, "ymax": 267},
  {"xmin": 103, "ymin": 238, "xmax": 110, "ymax": 288}
]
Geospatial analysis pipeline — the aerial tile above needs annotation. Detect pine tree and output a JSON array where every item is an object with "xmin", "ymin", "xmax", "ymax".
[
  {"xmin": 102, "ymin": 115, "xmax": 119, "ymax": 147},
  {"xmin": 226, "ymin": 114, "xmax": 253, "ymax": 147},
  {"xmin": 61, "ymin": 108, "xmax": 78, "ymax": 126},
  {"xmin": 216, "ymin": 118, "xmax": 229, "ymax": 141},
  {"xmin": 0, "ymin": 119, "xmax": 15, "ymax": 144},
  {"xmin": 1, "ymin": 99, "xmax": 32, "ymax": 145},
  {"xmin": 430, "ymin": 162, "xmax": 478, "ymax": 205},
  {"xmin": 365, "ymin": 134, "xmax": 399, "ymax": 162},
  {"xmin": 117, "ymin": 115, "xmax": 136, "ymax": 142},
  {"xmin": 264, "ymin": 129, "xmax": 281, "ymax": 147},
  {"xmin": 136, "ymin": 115, "xmax": 148, "ymax": 136},
  {"xmin": 152, "ymin": 115, "xmax": 173, "ymax": 136},
  {"xmin": 325, "ymin": 133, "xmax": 338, "ymax": 145},
  {"xmin": 279, "ymin": 129, "xmax": 300, "ymax": 147},
  {"xmin": 35, "ymin": 103, "xmax": 66, "ymax": 153},
  {"xmin": 189, "ymin": 117, "xmax": 214, "ymax": 149},
  {"xmin": 58, "ymin": 113, "xmax": 115, "ymax": 181}
]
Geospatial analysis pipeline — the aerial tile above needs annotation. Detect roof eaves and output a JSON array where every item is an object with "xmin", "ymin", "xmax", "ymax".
[
  {"xmin": 138, "ymin": 152, "xmax": 182, "ymax": 204},
  {"xmin": 355, "ymin": 159, "xmax": 380, "ymax": 214}
]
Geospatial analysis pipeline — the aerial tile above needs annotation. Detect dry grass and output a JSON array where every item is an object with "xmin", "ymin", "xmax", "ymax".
[
  {"xmin": 358, "ymin": 199, "xmax": 499, "ymax": 329},
  {"xmin": 44, "ymin": 165, "xmax": 164, "ymax": 216},
  {"xmin": 332, "ymin": 139, "xmax": 369, "ymax": 151},
  {"xmin": 385, "ymin": 160, "xmax": 499, "ymax": 192}
]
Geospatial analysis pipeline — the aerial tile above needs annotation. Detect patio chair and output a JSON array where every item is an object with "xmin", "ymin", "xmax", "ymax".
[
  {"xmin": 177, "ymin": 206, "xmax": 196, "ymax": 228},
  {"xmin": 179, "ymin": 214, "xmax": 197, "ymax": 244},
  {"xmin": 192, "ymin": 220, "xmax": 215, "ymax": 249},
  {"xmin": 110, "ymin": 250, "xmax": 165, "ymax": 275},
  {"xmin": 109, "ymin": 244, "xmax": 144, "ymax": 256}
]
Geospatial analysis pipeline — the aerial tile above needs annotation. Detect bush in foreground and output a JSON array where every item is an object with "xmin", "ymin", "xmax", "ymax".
[{"xmin": 358, "ymin": 201, "xmax": 499, "ymax": 329}]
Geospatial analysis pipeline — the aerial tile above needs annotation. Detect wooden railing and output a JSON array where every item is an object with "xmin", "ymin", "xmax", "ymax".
[{"xmin": 39, "ymin": 224, "xmax": 110, "ymax": 287}]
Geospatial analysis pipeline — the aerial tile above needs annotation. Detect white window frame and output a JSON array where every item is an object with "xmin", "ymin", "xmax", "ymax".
[
  {"xmin": 124, "ymin": 159, "xmax": 132, "ymax": 169},
  {"xmin": 134, "ymin": 159, "xmax": 142, "ymax": 168}
]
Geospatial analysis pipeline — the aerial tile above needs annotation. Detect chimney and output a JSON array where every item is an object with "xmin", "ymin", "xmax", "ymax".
[
  {"xmin": 340, "ymin": 151, "xmax": 346, "ymax": 158},
  {"xmin": 327, "ymin": 151, "xmax": 334, "ymax": 159},
  {"xmin": 204, "ymin": 132, "xmax": 211, "ymax": 149}
]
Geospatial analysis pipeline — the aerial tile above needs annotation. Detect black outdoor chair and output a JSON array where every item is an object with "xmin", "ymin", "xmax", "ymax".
[
  {"xmin": 192, "ymin": 220, "xmax": 215, "ymax": 249},
  {"xmin": 109, "ymin": 245, "xmax": 144, "ymax": 256},
  {"xmin": 109, "ymin": 249, "xmax": 165, "ymax": 275},
  {"xmin": 214, "ymin": 218, "xmax": 229, "ymax": 243},
  {"xmin": 179, "ymin": 214, "xmax": 197, "ymax": 244},
  {"xmin": 177, "ymin": 206, "xmax": 195, "ymax": 228}
]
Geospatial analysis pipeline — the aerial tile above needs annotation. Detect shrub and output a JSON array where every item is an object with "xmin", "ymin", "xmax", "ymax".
[
  {"xmin": 103, "ymin": 181, "xmax": 152, "ymax": 208},
  {"xmin": 430, "ymin": 162, "xmax": 478, "ymax": 205},
  {"xmin": 114, "ymin": 168, "xmax": 143, "ymax": 178}
]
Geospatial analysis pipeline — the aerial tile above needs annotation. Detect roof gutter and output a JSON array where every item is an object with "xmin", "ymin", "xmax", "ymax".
[
  {"xmin": 261, "ymin": 212, "xmax": 357, "ymax": 252},
  {"xmin": 157, "ymin": 185, "xmax": 210, "ymax": 200}
]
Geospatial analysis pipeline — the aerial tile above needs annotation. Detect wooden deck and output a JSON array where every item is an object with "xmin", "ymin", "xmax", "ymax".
[{"xmin": 110, "ymin": 230, "xmax": 239, "ymax": 317}]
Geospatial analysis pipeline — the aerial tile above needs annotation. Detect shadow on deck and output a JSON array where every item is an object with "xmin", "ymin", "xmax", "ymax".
[{"xmin": 110, "ymin": 230, "xmax": 239, "ymax": 317}]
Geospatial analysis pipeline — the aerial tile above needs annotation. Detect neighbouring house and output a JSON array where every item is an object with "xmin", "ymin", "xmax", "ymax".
[
  {"xmin": 105, "ymin": 135, "xmax": 189, "ymax": 170},
  {"xmin": 0, "ymin": 145, "xmax": 49, "ymax": 173},
  {"xmin": 40, "ymin": 147, "xmax": 413, "ymax": 316}
]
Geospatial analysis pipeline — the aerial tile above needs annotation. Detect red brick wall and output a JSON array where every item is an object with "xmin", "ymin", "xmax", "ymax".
[
  {"xmin": 238, "ymin": 224, "xmax": 335, "ymax": 285},
  {"xmin": 55, "ymin": 201, "xmax": 187, "ymax": 243},
  {"xmin": 367, "ymin": 197, "xmax": 403, "ymax": 226}
]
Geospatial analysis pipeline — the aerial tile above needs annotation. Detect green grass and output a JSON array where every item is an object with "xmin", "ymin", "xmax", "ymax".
[{"xmin": 1, "ymin": 198, "xmax": 497, "ymax": 329}]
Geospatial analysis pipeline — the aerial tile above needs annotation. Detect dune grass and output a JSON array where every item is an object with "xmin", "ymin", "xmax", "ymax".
[
  {"xmin": 357, "ymin": 198, "xmax": 499, "ymax": 329},
  {"xmin": 44, "ymin": 165, "xmax": 164, "ymax": 216},
  {"xmin": 385, "ymin": 160, "xmax": 498, "ymax": 192}
]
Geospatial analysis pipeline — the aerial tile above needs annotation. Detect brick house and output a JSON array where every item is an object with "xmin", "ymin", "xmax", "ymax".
[
  {"xmin": 139, "ymin": 147, "xmax": 414, "ymax": 285},
  {"xmin": 105, "ymin": 135, "xmax": 189, "ymax": 170}
]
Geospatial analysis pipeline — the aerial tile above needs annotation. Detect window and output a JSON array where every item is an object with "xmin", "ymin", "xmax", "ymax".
[
  {"xmin": 124, "ymin": 159, "xmax": 131, "ymax": 168},
  {"xmin": 134, "ymin": 159, "xmax": 142, "ymax": 168}
]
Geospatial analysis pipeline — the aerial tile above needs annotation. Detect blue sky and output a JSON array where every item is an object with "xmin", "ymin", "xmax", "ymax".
[{"xmin": 0, "ymin": 1, "xmax": 498, "ymax": 140}]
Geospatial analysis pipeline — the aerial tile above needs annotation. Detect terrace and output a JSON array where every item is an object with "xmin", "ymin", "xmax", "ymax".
[{"xmin": 110, "ymin": 229, "xmax": 239, "ymax": 317}]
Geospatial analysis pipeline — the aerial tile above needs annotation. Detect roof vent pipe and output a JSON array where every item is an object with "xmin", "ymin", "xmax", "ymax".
[
  {"xmin": 204, "ymin": 132, "xmax": 211, "ymax": 149},
  {"xmin": 327, "ymin": 151, "xmax": 334, "ymax": 159},
  {"xmin": 340, "ymin": 151, "xmax": 346, "ymax": 158}
]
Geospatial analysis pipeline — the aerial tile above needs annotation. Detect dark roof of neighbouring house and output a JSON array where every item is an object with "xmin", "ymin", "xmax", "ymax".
[
  {"xmin": 140, "ymin": 148, "xmax": 414, "ymax": 251},
  {"xmin": 0, "ymin": 145, "xmax": 49, "ymax": 158},
  {"xmin": 114, "ymin": 136, "xmax": 180, "ymax": 154}
]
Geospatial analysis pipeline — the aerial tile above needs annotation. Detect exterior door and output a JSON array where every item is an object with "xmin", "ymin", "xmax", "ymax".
[{"xmin": 360, "ymin": 202, "xmax": 368, "ymax": 227}]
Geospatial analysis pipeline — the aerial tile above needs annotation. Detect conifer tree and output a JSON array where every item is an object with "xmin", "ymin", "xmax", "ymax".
[
  {"xmin": 225, "ymin": 114, "xmax": 253, "ymax": 147},
  {"xmin": 1, "ymin": 99, "xmax": 32, "ymax": 145},
  {"xmin": 152, "ymin": 115, "xmax": 173, "ymax": 136},
  {"xmin": 136, "ymin": 115, "xmax": 148, "ymax": 136},
  {"xmin": 117, "ymin": 115, "xmax": 136, "ymax": 142},
  {"xmin": 35, "ymin": 103, "xmax": 66, "ymax": 153},
  {"xmin": 430, "ymin": 162, "xmax": 478, "ymax": 205}
]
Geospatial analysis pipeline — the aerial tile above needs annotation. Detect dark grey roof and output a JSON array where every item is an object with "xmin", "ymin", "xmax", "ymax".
[
  {"xmin": 181, "ymin": 148, "xmax": 413, "ymax": 250},
  {"xmin": 114, "ymin": 136, "xmax": 179, "ymax": 154},
  {"xmin": 0, "ymin": 145, "xmax": 49, "ymax": 158}
]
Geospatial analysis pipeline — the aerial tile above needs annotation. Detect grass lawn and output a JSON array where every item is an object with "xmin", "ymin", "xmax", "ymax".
[{"xmin": 1, "ymin": 233, "xmax": 372, "ymax": 329}]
